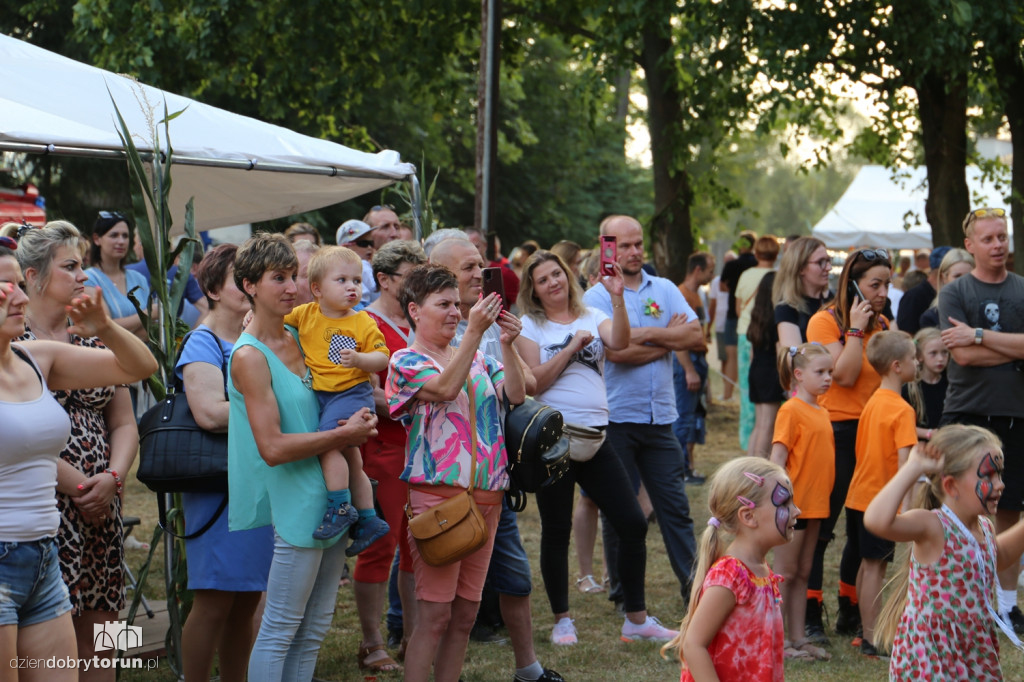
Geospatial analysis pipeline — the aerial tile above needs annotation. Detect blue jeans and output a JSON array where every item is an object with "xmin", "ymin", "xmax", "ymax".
[
  {"xmin": 601, "ymin": 423, "xmax": 697, "ymax": 601},
  {"xmin": 386, "ymin": 549, "xmax": 402, "ymax": 635},
  {"xmin": 483, "ymin": 498, "xmax": 532, "ymax": 596},
  {"xmin": 672, "ymin": 352, "xmax": 708, "ymax": 472},
  {"xmin": 248, "ymin": 533, "xmax": 347, "ymax": 682}
]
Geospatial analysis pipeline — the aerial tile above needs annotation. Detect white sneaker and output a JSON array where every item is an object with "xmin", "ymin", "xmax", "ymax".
[
  {"xmin": 620, "ymin": 615, "xmax": 678, "ymax": 643},
  {"xmin": 551, "ymin": 617, "xmax": 578, "ymax": 646}
]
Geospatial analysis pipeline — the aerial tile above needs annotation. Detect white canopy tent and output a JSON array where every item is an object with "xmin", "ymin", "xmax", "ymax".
[
  {"xmin": 0, "ymin": 33, "xmax": 417, "ymax": 235},
  {"xmin": 812, "ymin": 165, "xmax": 1012, "ymax": 250}
]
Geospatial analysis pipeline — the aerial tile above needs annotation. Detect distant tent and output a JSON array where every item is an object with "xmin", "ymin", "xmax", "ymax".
[{"xmin": 812, "ymin": 165, "xmax": 1012, "ymax": 250}]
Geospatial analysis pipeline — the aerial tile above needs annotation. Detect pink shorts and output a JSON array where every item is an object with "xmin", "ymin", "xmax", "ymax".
[{"xmin": 406, "ymin": 489, "xmax": 501, "ymax": 603}]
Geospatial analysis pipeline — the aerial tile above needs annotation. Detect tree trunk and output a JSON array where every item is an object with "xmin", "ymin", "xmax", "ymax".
[
  {"xmin": 639, "ymin": 24, "xmax": 694, "ymax": 283},
  {"xmin": 915, "ymin": 70, "xmax": 969, "ymax": 249},
  {"xmin": 993, "ymin": 50, "xmax": 1024, "ymax": 274}
]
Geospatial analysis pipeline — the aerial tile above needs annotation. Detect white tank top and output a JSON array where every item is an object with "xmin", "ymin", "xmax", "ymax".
[{"xmin": 0, "ymin": 345, "xmax": 72, "ymax": 541}]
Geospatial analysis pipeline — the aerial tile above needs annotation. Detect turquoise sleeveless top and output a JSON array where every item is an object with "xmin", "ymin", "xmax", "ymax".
[{"xmin": 227, "ymin": 329, "xmax": 339, "ymax": 549}]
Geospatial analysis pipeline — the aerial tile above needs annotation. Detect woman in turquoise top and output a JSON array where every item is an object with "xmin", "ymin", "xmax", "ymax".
[
  {"xmin": 227, "ymin": 233, "xmax": 378, "ymax": 682},
  {"xmin": 84, "ymin": 211, "xmax": 150, "ymax": 339}
]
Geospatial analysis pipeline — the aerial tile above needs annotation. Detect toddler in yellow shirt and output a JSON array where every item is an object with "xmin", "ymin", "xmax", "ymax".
[{"xmin": 284, "ymin": 245, "xmax": 390, "ymax": 550}]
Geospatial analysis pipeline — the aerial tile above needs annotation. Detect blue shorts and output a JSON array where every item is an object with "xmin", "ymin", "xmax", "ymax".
[
  {"xmin": 0, "ymin": 536, "xmax": 73, "ymax": 627},
  {"xmin": 317, "ymin": 382, "xmax": 375, "ymax": 432},
  {"xmin": 720, "ymin": 318, "xmax": 739, "ymax": 347}
]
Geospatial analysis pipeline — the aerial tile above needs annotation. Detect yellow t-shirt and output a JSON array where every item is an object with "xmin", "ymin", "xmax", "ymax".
[{"xmin": 283, "ymin": 302, "xmax": 389, "ymax": 393}]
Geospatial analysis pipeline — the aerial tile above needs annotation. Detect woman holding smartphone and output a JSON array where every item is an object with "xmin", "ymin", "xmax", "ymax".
[{"xmin": 805, "ymin": 248, "xmax": 892, "ymax": 640}]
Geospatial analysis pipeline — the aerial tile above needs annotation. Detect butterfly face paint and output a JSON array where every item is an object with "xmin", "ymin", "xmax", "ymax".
[
  {"xmin": 770, "ymin": 482, "xmax": 793, "ymax": 538},
  {"xmin": 975, "ymin": 451, "xmax": 1003, "ymax": 512}
]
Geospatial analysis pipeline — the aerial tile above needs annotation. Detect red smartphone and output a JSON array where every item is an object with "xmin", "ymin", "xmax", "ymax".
[
  {"xmin": 600, "ymin": 235, "xmax": 617, "ymax": 276},
  {"xmin": 482, "ymin": 267, "xmax": 506, "ymax": 309}
]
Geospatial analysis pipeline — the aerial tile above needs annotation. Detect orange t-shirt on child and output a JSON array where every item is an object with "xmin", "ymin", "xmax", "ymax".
[
  {"xmin": 806, "ymin": 310, "xmax": 888, "ymax": 422},
  {"xmin": 772, "ymin": 397, "xmax": 835, "ymax": 519},
  {"xmin": 844, "ymin": 388, "xmax": 918, "ymax": 512}
]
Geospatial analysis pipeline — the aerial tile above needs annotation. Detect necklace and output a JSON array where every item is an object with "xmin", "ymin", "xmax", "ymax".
[
  {"xmin": 24, "ymin": 313, "xmax": 70, "ymax": 343},
  {"xmin": 414, "ymin": 343, "xmax": 453, "ymax": 364}
]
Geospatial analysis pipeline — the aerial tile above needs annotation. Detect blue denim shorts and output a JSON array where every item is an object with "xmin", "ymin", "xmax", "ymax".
[
  {"xmin": 483, "ymin": 501, "xmax": 533, "ymax": 596},
  {"xmin": 0, "ymin": 536, "xmax": 73, "ymax": 627},
  {"xmin": 317, "ymin": 382, "xmax": 375, "ymax": 432}
]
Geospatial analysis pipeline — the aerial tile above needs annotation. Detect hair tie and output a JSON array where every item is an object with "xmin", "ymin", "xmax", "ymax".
[
  {"xmin": 788, "ymin": 346, "xmax": 798, "ymax": 357},
  {"xmin": 17, "ymin": 222, "xmax": 33, "ymax": 239},
  {"xmin": 707, "ymin": 517, "xmax": 721, "ymax": 528}
]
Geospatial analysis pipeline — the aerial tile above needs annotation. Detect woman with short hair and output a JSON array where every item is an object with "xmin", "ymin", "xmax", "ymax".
[
  {"xmin": 228, "ymin": 233, "xmax": 379, "ymax": 681},
  {"xmin": 386, "ymin": 263, "xmax": 525, "ymax": 682}
]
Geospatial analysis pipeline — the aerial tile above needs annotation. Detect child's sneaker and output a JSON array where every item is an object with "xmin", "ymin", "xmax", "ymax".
[
  {"xmin": 620, "ymin": 615, "xmax": 678, "ymax": 643},
  {"xmin": 345, "ymin": 515, "xmax": 390, "ymax": 556},
  {"xmin": 550, "ymin": 617, "xmax": 578, "ymax": 646},
  {"xmin": 313, "ymin": 501, "xmax": 359, "ymax": 540}
]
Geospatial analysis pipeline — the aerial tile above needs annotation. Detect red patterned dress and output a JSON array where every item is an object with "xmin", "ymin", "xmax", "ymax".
[
  {"xmin": 681, "ymin": 555, "xmax": 784, "ymax": 682},
  {"xmin": 889, "ymin": 510, "xmax": 1001, "ymax": 681}
]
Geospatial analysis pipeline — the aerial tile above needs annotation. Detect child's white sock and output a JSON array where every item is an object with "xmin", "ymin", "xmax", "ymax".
[{"xmin": 998, "ymin": 587, "xmax": 1017, "ymax": 615}]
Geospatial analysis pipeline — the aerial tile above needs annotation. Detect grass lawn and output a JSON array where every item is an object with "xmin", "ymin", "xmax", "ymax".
[{"xmin": 119, "ymin": 372, "xmax": 1024, "ymax": 680}]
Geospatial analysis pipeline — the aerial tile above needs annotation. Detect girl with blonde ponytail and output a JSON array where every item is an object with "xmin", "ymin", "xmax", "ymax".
[
  {"xmin": 867, "ymin": 425, "xmax": 1024, "ymax": 678},
  {"xmin": 662, "ymin": 457, "xmax": 796, "ymax": 681}
]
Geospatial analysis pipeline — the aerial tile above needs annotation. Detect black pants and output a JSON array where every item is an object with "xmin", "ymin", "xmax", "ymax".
[
  {"xmin": 536, "ymin": 437, "xmax": 648, "ymax": 615},
  {"xmin": 809, "ymin": 419, "xmax": 861, "ymax": 594}
]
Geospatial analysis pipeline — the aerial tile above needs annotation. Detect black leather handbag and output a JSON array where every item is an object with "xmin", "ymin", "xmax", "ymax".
[
  {"xmin": 137, "ymin": 330, "xmax": 228, "ymax": 494},
  {"xmin": 502, "ymin": 393, "xmax": 570, "ymax": 510}
]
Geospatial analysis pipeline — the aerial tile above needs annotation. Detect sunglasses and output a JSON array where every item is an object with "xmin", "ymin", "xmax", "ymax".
[
  {"xmin": 0, "ymin": 236, "xmax": 17, "ymax": 251},
  {"xmin": 98, "ymin": 210, "xmax": 126, "ymax": 221},
  {"xmin": 353, "ymin": 239, "xmax": 374, "ymax": 249},
  {"xmin": 855, "ymin": 248, "xmax": 889, "ymax": 263},
  {"xmin": 370, "ymin": 204, "xmax": 395, "ymax": 212},
  {"xmin": 963, "ymin": 207, "xmax": 1008, "ymax": 234}
]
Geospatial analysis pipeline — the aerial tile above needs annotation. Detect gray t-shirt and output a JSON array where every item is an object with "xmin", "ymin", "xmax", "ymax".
[{"xmin": 938, "ymin": 272, "xmax": 1024, "ymax": 417}]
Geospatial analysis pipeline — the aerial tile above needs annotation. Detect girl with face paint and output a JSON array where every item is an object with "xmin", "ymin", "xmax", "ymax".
[
  {"xmin": 662, "ymin": 457, "xmax": 799, "ymax": 682},
  {"xmin": 866, "ymin": 425, "xmax": 1024, "ymax": 680}
]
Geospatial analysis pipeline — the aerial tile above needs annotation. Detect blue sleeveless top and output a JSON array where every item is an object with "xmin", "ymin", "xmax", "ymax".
[
  {"xmin": 85, "ymin": 267, "xmax": 151, "ymax": 318},
  {"xmin": 227, "ymin": 329, "xmax": 339, "ymax": 549}
]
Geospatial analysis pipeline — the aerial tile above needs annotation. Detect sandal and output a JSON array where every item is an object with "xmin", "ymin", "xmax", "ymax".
[
  {"xmin": 358, "ymin": 644, "xmax": 402, "ymax": 672},
  {"xmin": 783, "ymin": 640, "xmax": 814, "ymax": 662},
  {"xmin": 576, "ymin": 575, "xmax": 605, "ymax": 594},
  {"xmin": 396, "ymin": 636, "xmax": 409, "ymax": 663}
]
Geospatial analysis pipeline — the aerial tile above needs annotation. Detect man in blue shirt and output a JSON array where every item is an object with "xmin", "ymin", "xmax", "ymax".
[{"xmin": 582, "ymin": 215, "xmax": 702, "ymax": 604}]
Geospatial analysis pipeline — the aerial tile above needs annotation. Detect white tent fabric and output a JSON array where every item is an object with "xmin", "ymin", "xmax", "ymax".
[
  {"xmin": 0, "ymin": 34, "xmax": 416, "ymax": 234},
  {"xmin": 812, "ymin": 165, "xmax": 1012, "ymax": 250}
]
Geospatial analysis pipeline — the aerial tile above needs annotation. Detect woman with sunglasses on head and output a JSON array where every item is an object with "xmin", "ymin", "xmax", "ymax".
[
  {"xmin": 85, "ymin": 211, "xmax": 151, "ymax": 340},
  {"xmin": 805, "ymin": 247, "xmax": 892, "ymax": 643},
  {"xmin": 0, "ymin": 230, "xmax": 157, "ymax": 681}
]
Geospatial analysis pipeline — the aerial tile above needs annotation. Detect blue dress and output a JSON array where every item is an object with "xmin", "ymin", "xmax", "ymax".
[{"xmin": 175, "ymin": 326, "xmax": 273, "ymax": 591}]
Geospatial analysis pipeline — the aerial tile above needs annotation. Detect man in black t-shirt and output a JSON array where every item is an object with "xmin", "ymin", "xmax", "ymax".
[{"xmin": 717, "ymin": 230, "xmax": 756, "ymax": 400}]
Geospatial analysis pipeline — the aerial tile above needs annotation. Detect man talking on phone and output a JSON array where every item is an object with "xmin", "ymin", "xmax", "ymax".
[{"xmin": 582, "ymin": 214, "xmax": 704, "ymax": 606}]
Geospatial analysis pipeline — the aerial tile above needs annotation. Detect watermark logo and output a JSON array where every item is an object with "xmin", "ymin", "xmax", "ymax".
[{"xmin": 93, "ymin": 620, "xmax": 143, "ymax": 652}]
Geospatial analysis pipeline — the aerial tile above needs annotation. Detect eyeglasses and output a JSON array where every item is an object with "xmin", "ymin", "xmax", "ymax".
[
  {"xmin": 0, "ymin": 236, "xmax": 17, "ymax": 251},
  {"xmin": 98, "ymin": 210, "xmax": 126, "ymax": 221},
  {"xmin": 370, "ymin": 204, "xmax": 395, "ymax": 212},
  {"xmin": 811, "ymin": 258, "xmax": 832, "ymax": 269},
  {"xmin": 353, "ymin": 239, "xmax": 374, "ymax": 249},
  {"xmin": 855, "ymin": 248, "xmax": 889, "ymax": 263}
]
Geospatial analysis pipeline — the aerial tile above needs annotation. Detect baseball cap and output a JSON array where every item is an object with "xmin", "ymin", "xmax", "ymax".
[
  {"xmin": 929, "ymin": 246, "xmax": 952, "ymax": 271},
  {"xmin": 336, "ymin": 219, "xmax": 373, "ymax": 245}
]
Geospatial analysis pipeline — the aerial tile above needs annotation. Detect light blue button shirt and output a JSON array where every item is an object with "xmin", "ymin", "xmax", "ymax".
[{"xmin": 583, "ymin": 272, "xmax": 696, "ymax": 425}]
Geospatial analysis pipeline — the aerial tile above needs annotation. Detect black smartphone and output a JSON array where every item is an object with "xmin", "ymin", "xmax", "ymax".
[
  {"xmin": 848, "ymin": 279, "xmax": 866, "ymax": 302},
  {"xmin": 600, "ymin": 235, "xmax": 617, "ymax": 276},
  {"xmin": 482, "ymin": 267, "xmax": 506, "ymax": 308}
]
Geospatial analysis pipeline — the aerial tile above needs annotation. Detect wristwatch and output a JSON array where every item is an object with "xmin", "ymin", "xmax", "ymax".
[{"xmin": 974, "ymin": 328, "xmax": 984, "ymax": 345}]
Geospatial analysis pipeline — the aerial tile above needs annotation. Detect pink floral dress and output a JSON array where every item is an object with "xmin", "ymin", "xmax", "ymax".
[
  {"xmin": 681, "ymin": 555, "xmax": 784, "ymax": 682},
  {"xmin": 889, "ymin": 510, "xmax": 1001, "ymax": 680}
]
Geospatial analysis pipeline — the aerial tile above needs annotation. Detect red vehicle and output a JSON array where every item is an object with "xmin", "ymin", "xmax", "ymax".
[{"xmin": 0, "ymin": 182, "xmax": 46, "ymax": 226}]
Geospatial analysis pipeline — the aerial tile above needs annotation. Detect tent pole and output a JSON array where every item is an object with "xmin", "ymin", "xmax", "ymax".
[{"xmin": 409, "ymin": 174, "xmax": 423, "ymax": 240}]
